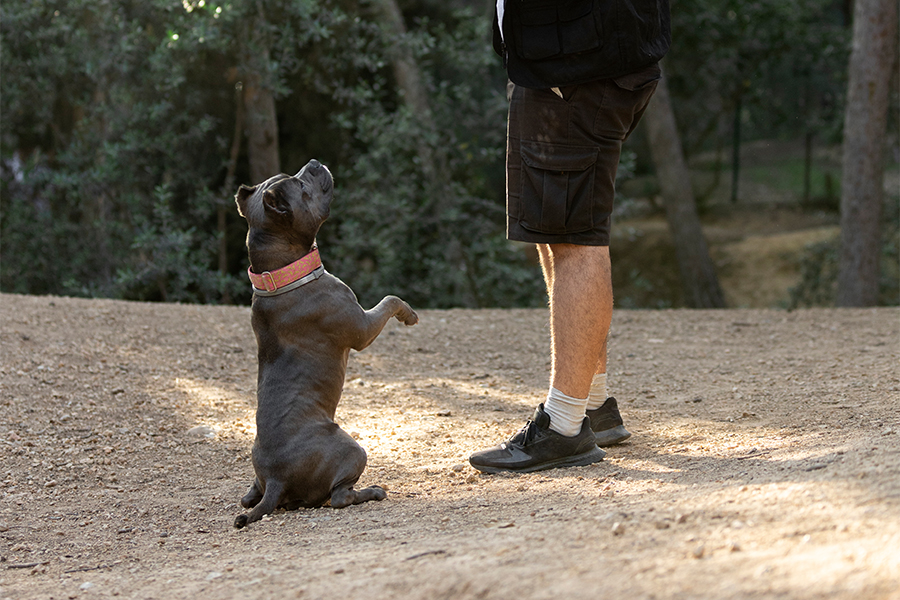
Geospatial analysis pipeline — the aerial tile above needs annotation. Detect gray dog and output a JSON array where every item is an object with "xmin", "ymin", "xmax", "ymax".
[{"xmin": 233, "ymin": 159, "xmax": 418, "ymax": 529}]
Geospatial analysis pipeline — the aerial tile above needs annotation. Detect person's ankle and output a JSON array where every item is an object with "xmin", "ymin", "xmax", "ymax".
[
  {"xmin": 544, "ymin": 387, "xmax": 587, "ymax": 437},
  {"xmin": 585, "ymin": 373, "xmax": 607, "ymax": 410}
]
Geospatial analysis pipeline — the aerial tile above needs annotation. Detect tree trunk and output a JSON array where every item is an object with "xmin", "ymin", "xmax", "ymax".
[
  {"xmin": 367, "ymin": 0, "xmax": 439, "ymax": 180},
  {"xmin": 218, "ymin": 82, "xmax": 245, "ymax": 304},
  {"xmin": 367, "ymin": 0, "xmax": 431, "ymax": 121},
  {"xmin": 802, "ymin": 131, "xmax": 813, "ymax": 206},
  {"xmin": 241, "ymin": 8, "xmax": 280, "ymax": 184},
  {"xmin": 835, "ymin": 0, "xmax": 897, "ymax": 307},
  {"xmin": 643, "ymin": 70, "xmax": 726, "ymax": 308},
  {"xmin": 243, "ymin": 71, "xmax": 279, "ymax": 183},
  {"xmin": 730, "ymin": 90, "xmax": 742, "ymax": 204}
]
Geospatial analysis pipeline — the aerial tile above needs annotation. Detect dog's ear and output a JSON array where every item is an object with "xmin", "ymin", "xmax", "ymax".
[
  {"xmin": 235, "ymin": 184, "xmax": 257, "ymax": 218},
  {"xmin": 262, "ymin": 187, "xmax": 292, "ymax": 220}
]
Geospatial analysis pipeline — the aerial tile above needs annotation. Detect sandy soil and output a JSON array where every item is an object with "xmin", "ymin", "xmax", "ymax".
[{"xmin": 1, "ymin": 293, "xmax": 898, "ymax": 600}]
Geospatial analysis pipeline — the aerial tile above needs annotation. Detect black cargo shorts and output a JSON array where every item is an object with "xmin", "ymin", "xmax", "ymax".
[{"xmin": 506, "ymin": 63, "xmax": 660, "ymax": 246}]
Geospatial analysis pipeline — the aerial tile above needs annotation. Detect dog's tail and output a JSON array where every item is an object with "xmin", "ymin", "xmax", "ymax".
[{"xmin": 234, "ymin": 479, "xmax": 283, "ymax": 529}]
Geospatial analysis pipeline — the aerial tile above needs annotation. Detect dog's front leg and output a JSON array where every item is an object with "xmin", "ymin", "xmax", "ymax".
[{"xmin": 351, "ymin": 295, "xmax": 418, "ymax": 351}]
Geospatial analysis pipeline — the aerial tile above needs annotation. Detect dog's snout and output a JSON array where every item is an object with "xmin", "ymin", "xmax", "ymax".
[{"xmin": 295, "ymin": 159, "xmax": 324, "ymax": 179}]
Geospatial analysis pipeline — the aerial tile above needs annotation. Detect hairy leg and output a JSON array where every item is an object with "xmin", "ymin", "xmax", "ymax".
[
  {"xmin": 539, "ymin": 244, "xmax": 610, "ymax": 381},
  {"xmin": 541, "ymin": 243, "xmax": 613, "ymax": 399}
]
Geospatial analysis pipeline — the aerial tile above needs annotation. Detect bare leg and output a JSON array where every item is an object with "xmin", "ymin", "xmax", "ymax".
[
  {"xmin": 539, "ymin": 244, "xmax": 610, "ymax": 384},
  {"xmin": 467, "ymin": 243, "xmax": 612, "ymax": 472},
  {"xmin": 541, "ymin": 243, "xmax": 613, "ymax": 399}
]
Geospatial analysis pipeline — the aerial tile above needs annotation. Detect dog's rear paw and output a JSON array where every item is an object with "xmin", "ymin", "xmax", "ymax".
[
  {"xmin": 402, "ymin": 310, "xmax": 418, "ymax": 326},
  {"xmin": 241, "ymin": 487, "xmax": 263, "ymax": 509},
  {"xmin": 371, "ymin": 485, "xmax": 387, "ymax": 501},
  {"xmin": 234, "ymin": 514, "xmax": 250, "ymax": 529}
]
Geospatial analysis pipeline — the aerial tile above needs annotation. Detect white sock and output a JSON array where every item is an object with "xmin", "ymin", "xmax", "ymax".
[
  {"xmin": 585, "ymin": 373, "xmax": 607, "ymax": 411},
  {"xmin": 544, "ymin": 387, "xmax": 588, "ymax": 437}
]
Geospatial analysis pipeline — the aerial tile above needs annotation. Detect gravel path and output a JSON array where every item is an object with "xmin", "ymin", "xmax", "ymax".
[{"xmin": 1, "ymin": 294, "xmax": 898, "ymax": 599}]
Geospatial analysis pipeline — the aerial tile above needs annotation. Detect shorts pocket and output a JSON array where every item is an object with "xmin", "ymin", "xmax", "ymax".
[
  {"xmin": 518, "ymin": 0, "xmax": 602, "ymax": 61},
  {"xmin": 519, "ymin": 142, "xmax": 598, "ymax": 234}
]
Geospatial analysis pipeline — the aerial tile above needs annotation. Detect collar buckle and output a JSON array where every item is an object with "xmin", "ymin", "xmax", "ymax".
[{"xmin": 260, "ymin": 271, "xmax": 278, "ymax": 293}]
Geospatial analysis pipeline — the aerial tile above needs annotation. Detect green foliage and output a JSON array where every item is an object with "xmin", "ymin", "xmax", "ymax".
[
  {"xmin": 1, "ymin": 0, "xmax": 542, "ymax": 307},
  {"xmin": 667, "ymin": 0, "xmax": 849, "ymax": 155},
  {"xmin": 318, "ymin": 7, "xmax": 544, "ymax": 308},
  {"xmin": 0, "ymin": 0, "xmax": 882, "ymax": 308}
]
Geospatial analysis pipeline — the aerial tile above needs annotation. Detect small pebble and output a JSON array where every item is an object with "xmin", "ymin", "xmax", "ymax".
[
  {"xmin": 187, "ymin": 425, "xmax": 216, "ymax": 439},
  {"xmin": 80, "ymin": 582, "xmax": 95, "ymax": 590},
  {"xmin": 611, "ymin": 522, "xmax": 625, "ymax": 536},
  {"xmin": 451, "ymin": 464, "xmax": 466, "ymax": 472},
  {"xmin": 691, "ymin": 544, "xmax": 705, "ymax": 559}
]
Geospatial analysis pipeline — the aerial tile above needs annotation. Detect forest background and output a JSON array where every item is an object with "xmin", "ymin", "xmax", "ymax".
[{"xmin": 1, "ymin": 0, "xmax": 897, "ymax": 310}]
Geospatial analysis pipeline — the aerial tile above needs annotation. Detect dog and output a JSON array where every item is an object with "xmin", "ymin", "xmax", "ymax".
[{"xmin": 233, "ymin": 159, "xmax": 418, "ymax": 528}]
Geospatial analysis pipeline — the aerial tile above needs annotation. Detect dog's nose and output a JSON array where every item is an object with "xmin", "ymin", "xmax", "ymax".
[
  {"xmin": 295, "ymin": 159, "xmax": 322, "ymax": 179},
  {"xmin": 307, "ymin": 159, "xmax": 322, "ymax": 174}
]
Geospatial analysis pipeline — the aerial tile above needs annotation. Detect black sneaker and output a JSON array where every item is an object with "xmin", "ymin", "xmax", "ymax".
[
  {"xmin": 586, "ymin": 397, "xmax": 632, "ymax": 447},
  {"xmin": 469, "ymin": 404, "xmax": 606, "ymax": 474}
]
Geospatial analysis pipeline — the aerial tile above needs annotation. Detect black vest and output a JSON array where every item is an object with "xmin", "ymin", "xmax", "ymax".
[{"xmin": 493, "ymin": 0, "xmax": 671, "ymax": 88}]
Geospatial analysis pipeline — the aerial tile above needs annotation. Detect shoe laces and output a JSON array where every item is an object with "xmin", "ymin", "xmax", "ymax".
[{"xmin": 509, "ymin": 419, "xmax": 540, "ymax": 447}]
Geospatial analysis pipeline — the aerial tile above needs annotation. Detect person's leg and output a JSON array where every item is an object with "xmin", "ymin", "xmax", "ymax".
[
  {"xmin": 545, "ymin": 244, "xmax": 612, "ymax": 399},
  {"xmin": 540, "ymin": 244, "xmax": 608, "ymax": 378},
  {"xmin": 472, "ymin": 69, "xmax": 659, "ymax": 473},
  {"xmin": 538, "ymin": 244, "xmax": 613, "ymax": 438},
  {"xmin": 543, "ymin": 243, "xmax": 631, "ymax": 445},
  {"xmin": 469, "ymin": 242, "xmax": 611, "ymax": 473}
]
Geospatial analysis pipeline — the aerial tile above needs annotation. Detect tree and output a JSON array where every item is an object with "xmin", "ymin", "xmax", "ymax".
[
  {"xmin": 642, "ymin": 70, "xmax": 726, "ymax": 308},
  {"xmin": 664, "ymin": 0, "xmax": 849, "ymax": 202},
  {"xmin": 241, "ymin": 4, "xmax": 281, "ymax": 184},
  {"xmin": 835, "ymin": 0, "xmax": 898, "ymax": 306}
]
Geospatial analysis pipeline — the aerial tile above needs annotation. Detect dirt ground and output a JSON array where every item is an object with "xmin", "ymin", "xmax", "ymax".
[{"xmin": 1, "ymin": 293, "xmax": 898, "ymax": 600}]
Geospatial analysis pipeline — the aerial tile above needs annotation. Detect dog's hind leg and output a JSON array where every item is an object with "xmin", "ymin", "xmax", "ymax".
[
  {"xmin": 234, "ymin": 479, "xmax": 284, "ymax": 528},
  {"xmin": 330, "ymin": 482, "xmax": 387, "ymax": 508},
  {"xmin": 240, "ymin": 478, "xmax": 264, "ymax": 509}
]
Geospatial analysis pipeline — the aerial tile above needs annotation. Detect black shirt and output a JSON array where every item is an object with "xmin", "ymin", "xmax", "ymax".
[{"xmin": 493, "ymin": 0, "xmax": 671, "ymax": 88}]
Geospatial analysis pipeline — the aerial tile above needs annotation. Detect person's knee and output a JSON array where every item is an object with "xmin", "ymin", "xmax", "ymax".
[{"xmin": 548, "ymin": 243, "xmax": 608, "ymax": 262}]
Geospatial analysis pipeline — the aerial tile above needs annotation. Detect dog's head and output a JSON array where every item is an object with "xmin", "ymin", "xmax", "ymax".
[{"xmin": 235, "ymin": 159, "xmax": 334, "ymax": 253}]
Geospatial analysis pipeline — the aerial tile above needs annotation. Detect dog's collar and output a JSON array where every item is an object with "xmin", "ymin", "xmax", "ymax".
[{"xmin": 248, "ymin": 246, "xmax": 324, "ymax": 297}]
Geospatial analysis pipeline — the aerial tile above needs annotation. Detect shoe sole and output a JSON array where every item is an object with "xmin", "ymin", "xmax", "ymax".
[
  {"xmin": 594, "ymin": 425, "xmax": 631, "ymax": 447},
  {"xmin": 471, "ymin": 446, "xmax": 607, "ymax": 474}
]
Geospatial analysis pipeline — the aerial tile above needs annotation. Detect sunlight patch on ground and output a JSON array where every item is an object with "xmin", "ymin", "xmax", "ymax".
[{"xmin": 172, "ymin": 377, "xmax": 255, "ymax": 439}]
